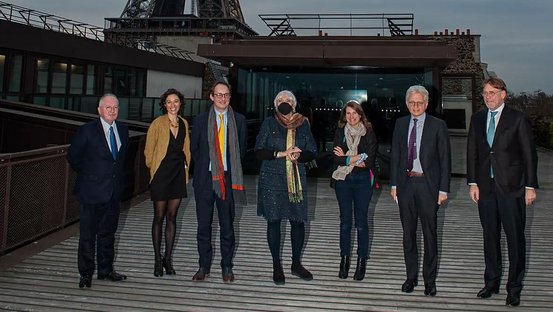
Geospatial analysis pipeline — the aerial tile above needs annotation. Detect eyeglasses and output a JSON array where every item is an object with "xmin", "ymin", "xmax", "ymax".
[
  {"xmin": 102, "ymin": 106, "xmax": 119, "ymax": 111},
  {"xmin": 481, "ymin": 90, "xmax": 503, "ymax": 97},
  {"xmin": 165, "ymin": 99, "xmax": 180, "ymax": 105},
  {"xmin": 213, "ymin": 93, "xmax": 231, "ymax": 99},
  {"xmin": 407, "ymin": 101, "xmax": 426, "ymax": 107}
]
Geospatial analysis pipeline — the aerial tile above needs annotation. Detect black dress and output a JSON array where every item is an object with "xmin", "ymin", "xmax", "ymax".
[{"xmin": 150, "ymin": 119, "xmax": 187, "ymax": 201}]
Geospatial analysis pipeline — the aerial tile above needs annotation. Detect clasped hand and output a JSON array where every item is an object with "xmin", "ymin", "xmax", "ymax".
[{"xmin": 285, "ymin": 146, "xmax": 302, "ymax": 162}]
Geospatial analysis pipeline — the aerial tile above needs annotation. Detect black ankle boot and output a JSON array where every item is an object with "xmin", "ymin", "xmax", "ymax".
[
  {"xmin": 273, "ymin": 261, "xmax": 285, "ymax": 285},
  {"xmin": 163, "ymin": 257, "xmax": 176, "ymax": 275},
  {"xmin": 339, "ymin": 255, "xmax": 350, "ymax": 279},
  {"xmin": 154, "ymin": 255, "xmax": 163, "ymax": 277},
  {"xmin": 291, "ymin": 261, "xmax": 313, "ymax": 281},
  {"xmin": 353, "ymin": 257, "xmax": 367, "ymax": 281}
]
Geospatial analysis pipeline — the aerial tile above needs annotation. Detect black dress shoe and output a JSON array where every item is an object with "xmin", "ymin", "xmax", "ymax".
[
  {"xmin": 192, "ymin": 267, "xmax": 210, "ymax": 281},
  {"xmin": 222, "ymin": 267, "xmax": 235, "ymax": 282},
  {"xmin": 273, "ymin": 262, "xmax": 285, "ymax": 285},
  {"xmin": 98, "ymin": 271, "xmax": 127, "ymax": 281},
  {"xmin": 506, "ymin": 294, "xmax": 521, "ymax": 306},
  {"xmin": 477, "ymin": 286, "xmax": 499, "ymax": 298},
  {"xmin": 401, "ymin": 279, "xmax": 418, "ymax": 293},
  {"xmin": 79, "ymin": 275, "xmax": 92, "ymax": 288},
  {"xmin": 424, "ymin": 283, "xmax": 437, "ymax": 296}
]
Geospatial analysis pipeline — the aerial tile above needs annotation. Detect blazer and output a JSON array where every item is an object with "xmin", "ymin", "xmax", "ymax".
[
  {"xmin": 67, "ymin": 118, "xmax": 129, "ymax": 204},
  {"xmin": 390, "ymin": 114, "xmax": 451, "ymax": 199},
  {"xmin": 467, "ymin": 106, "xmax": 538, "ymax": 197},
  {"xmin": 190, "ymin": 108, "xmax": 247, "ymax": 192},
  {"xmin": 144, "ymin": 114, "xmax": 191, "ymax": 183}
]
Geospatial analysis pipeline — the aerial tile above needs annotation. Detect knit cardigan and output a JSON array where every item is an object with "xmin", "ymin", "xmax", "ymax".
[{"xmin": 144, "ymin": 114, "xmax": 191, "ymax": 183}]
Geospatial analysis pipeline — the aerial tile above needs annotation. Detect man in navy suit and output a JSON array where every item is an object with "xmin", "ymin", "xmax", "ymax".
[
  {"xmin": 67, "ymin": 93, "xmax": 129, "ymax": 289},
  {"xmin": 191, "ymin": 81, "xmax": 247, "ymax": 282},
  {"xmin": 467, "ymin": 77, "xmax": 538, "ymax": 307},
  {"xmin": 390, "ymin": 85, "xmax": 451, "ymax": 297}
]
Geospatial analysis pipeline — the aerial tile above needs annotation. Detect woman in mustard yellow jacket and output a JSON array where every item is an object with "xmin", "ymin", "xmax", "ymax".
[{"xmin": 144, "ymin": 88, "xmax": 191, "ymax": 277}]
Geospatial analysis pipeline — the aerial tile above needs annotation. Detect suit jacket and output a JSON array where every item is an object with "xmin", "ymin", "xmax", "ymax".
[
  {"xmin": 467, "ymin": 106, "xmax": 538, "ymax": 197},
  {"xmin": 390, "ymin": 114, "xmax": 451, "ymax": 199},
  {"xmin": 67, "ymin": 118, "xmax": 129, "ymax": 204},
  {"xmin": 190, "ymin": 108, "xmax": 247, "ymax": 192}
]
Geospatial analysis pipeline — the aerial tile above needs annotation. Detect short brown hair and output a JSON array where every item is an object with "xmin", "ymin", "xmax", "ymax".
[
  {"xmin": 210, "ymin": 80, "xmax": 232, "ymax": 95},
  {"xmin": 483, "ymin": 77, "xmax": 507, "ymax": 91}
]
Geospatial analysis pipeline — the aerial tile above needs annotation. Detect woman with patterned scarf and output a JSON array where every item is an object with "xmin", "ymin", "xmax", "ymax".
[
  {"xmin": 255, "ymin": 90, "xmax": 318, "ymax": 285},
  {"xmin": 332, "ymin": 100, "xmax": 377, "ymax": 281}
]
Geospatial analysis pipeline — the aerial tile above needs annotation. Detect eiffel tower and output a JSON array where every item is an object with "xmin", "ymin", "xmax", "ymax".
[
  {"xmin": 107, "ymin": 0, "xmax": 253, "ymax": 39},
  {"xmin": 104, "ymin": 0, "xmax": 255, "ymax": 62},
  {"xmin": 120, "ymin": 0, "xmax": 244, "ymax": 21}
]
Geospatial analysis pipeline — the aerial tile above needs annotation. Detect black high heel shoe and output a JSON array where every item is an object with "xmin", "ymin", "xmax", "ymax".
[
  {"xmin": 154, "ymin": 255, "xmax": 163, "ymax": 277},
  {"xmin": 163, "ymin": 257, "xmax": 176, "ymax": 275}
]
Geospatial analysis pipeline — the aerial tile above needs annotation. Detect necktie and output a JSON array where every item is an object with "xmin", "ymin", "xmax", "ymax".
[
  {"xmin": 109, "ymin": 126, "xmax": 117, "ymax": 160},
  {"xmin": 218, "ymin": 114, "xmax": 225, "ymax": 162},
  {"xmin": 487, "ymin": 111, "xmax": 497, "ymax": 177},
  {"xmin": 487, "ymin": 111, "xmax": 497, "ymax": 146},
  {"xmin": 407, "ymin": 118, "xmax": 418, "ymax": 171}
]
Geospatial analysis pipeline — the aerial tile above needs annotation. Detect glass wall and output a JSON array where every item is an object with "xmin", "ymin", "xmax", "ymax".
[
  {"xmin": 36, "ymin": 58, "xmax": 49, "ymax": 93},
  {"xmin": 0, "ymin": 54, "xmax": 5, "ymax": 92},
  {"xmin": 51, "ymin": 62, "xmax": 67, "ymax": 94},
  {"xmin": 235, "ymin": 67, "xmax": 433, "ymax": 145},
  {"xmin": 8, "ymin": 54, "xmax": 22, "ymax": 92},
  {"xmin": 69, "ymin": 64, "xmax": 84, "ymax": 94},
  {"xmin": 86, "ymin": 64, "xmax": 96, "ymax": 95}
]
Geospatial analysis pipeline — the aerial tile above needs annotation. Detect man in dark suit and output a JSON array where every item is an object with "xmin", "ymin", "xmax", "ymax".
[
  {"xmin": 67, "ymin": 93, "xmax": 129, "ymax": 289},
  {"xmin": 191, "ymin": 81, "xmax": 247, "ymax": 282},
  {"xmin": 390, "ymin": 85, "xmax": 451, "ymax": 297},
  {"xmin": 467, "ymin": 77, "xmax": 538, "ymax": 307}
]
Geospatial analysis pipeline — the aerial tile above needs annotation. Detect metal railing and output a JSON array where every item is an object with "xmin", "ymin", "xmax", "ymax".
[
  {"xmin": 0, "ymin": 1, "xmax": 104, "ymax": 40},
  {"xmin": 28, "ymin": 95, "xmax": 212, "ymax": 123},
  {"xmin": 0, "ymin": 136, "xmax": 148, "ymax": 255},
  {"xmin": 0, "ymin": 1, "xmax": 195, "ymax": 60},
  {"xmin": 259, "ymin": 13, "xmax": 414, "ymax": 37}
]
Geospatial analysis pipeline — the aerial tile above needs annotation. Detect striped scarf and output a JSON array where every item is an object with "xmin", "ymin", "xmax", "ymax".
[
  {"xmin": 275, "ymin": 111, "xmax": 306, "ymax": 203},
  {"xmin": 207, "ymin": 106, "xmax": 245, "ymax": 205}
]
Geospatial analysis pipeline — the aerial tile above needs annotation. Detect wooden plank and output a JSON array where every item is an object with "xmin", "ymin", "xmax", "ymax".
[{"xmin": 0, "ymin": 146, "xmax": 552, "ymax": 311}]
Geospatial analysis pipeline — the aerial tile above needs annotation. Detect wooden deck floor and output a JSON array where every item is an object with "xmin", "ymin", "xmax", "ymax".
[{"xmin": 1, "ymin": 148, "xmax": 553, "ymax": 311}]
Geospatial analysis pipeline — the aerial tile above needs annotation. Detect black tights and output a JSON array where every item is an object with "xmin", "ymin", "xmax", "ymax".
[
  {"xmin": 267, "ymin": 220, "xmax": 305, "ymax": 263},
  {"xmin": 152, "ymin": 199, "xmax": 181, "ymax": 259}
]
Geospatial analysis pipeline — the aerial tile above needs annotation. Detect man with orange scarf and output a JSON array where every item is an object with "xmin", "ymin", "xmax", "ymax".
[{"xmin": 190, "ymin": 81, "xmax": 247, "ymax": 283}]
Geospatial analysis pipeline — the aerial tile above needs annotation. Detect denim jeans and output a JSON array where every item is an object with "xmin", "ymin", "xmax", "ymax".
[{"xmin": 335, "ymin": 171, "xmax": 373, "ymax": 258}]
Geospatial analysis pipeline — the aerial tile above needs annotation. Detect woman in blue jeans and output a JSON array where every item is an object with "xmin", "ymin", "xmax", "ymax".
[{"xmin": 332, "ymin": 100, "xmax": 377, "ymax": 281}]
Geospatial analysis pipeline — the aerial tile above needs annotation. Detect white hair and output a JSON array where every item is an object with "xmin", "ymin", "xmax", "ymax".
[
  {"xmin": 98, "ymin": 93, "xmax": 119, "ymax": 107},
  {"xmin": 405, "ymin": 85, "xmax": 429, "ymax": 103},
  {"xmin": 273, "ymin": 90, "xmax": 297, "ymax": 109}
]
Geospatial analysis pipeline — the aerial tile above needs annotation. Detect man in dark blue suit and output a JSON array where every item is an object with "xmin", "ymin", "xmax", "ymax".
[
  {"xmin": 467, "ymin": 77, "xmax": 538, "ymax": 307},
  {"xmin": 390, "ymin": 85, "xmax": 451, "ymax": 297},
  {"xmin": 191, "ymin": 81, "xmax": 247, "ymax": 282},
  {"xmin": 67, "ymin": 93, "xmax": 129, "ymax": 289}
]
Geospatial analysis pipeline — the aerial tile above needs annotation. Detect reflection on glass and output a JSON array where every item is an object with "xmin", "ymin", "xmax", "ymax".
[
  {"xmin": 36, "ymin": 58, "xmax": 50, "ymax": 93},
  {"xmin": 70, "ymin": 64, "xmax": 84, "ymax": 94},
  {"xmin": 52, "ymin": 62, "xmax": 67, "ymax": 94}
]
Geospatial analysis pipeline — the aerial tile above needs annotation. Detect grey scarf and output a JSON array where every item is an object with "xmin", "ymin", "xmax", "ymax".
[
  {"xmin": 332, "ymin": 123, "xmax": 366, "ymax": 180},
  {"xmin": 207, "ymin": 105, "xmax": 246, "ymax": 205}
]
